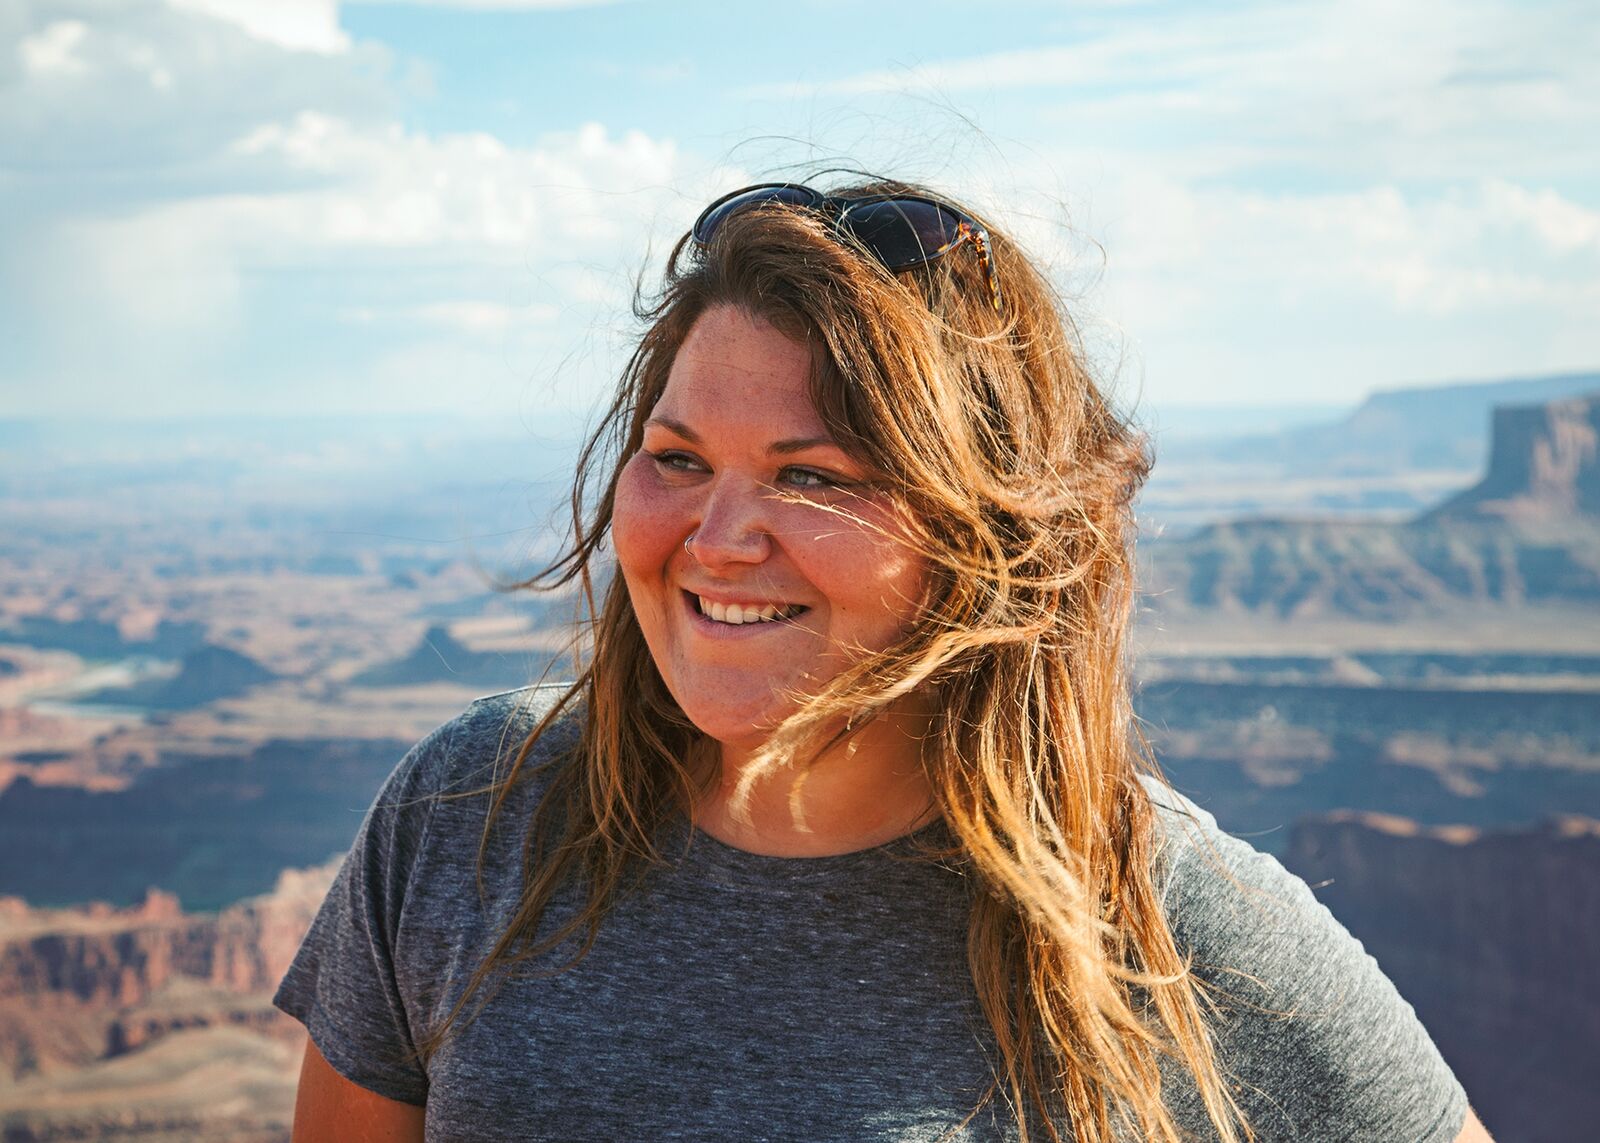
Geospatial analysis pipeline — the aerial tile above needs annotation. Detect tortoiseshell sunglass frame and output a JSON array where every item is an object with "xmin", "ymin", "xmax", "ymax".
[{"xmin": 692, "ymin": 183, "xmax": 1004, "ymax": 313}]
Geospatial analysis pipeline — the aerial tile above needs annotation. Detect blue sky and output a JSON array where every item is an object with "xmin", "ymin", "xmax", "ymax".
[{"xmin": 2, "ymin": 0, "xmax": 1597, "ymax": 422}]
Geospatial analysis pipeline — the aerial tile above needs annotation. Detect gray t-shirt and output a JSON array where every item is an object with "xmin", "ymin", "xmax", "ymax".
[{"xmin": 274, "ymin": 685, "xmax": 1468, "ymax": 1142}]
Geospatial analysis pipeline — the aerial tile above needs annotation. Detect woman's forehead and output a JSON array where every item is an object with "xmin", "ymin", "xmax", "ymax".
[
  {"xmin": 673, "ymin": 305, "xmax": 809, "ymax": 377},
  {"xmin": 645, "ymin": 383, "xmax": 840, "ymax": 455},
  {"xmin": 653, "ymin": 306, "xmax": 831, "ymax": 434}
]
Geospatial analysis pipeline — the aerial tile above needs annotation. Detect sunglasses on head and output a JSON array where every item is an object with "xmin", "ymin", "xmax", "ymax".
[{"xmin": 691, "ymin": 183, "xmax": 1003, "ymax": 312}]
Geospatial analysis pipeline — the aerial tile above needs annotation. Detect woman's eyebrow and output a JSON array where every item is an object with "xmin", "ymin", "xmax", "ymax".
[
  {"xmin": 769, "ymin": 436, "xmax": 842, "ymax": 456},
  {"xmin": 644, "ymin": 416, "xmax": 842, "ymax": 457},
  {"xmin": 643, "ymin": 416, "xmax": 700, "ymax": 441}
]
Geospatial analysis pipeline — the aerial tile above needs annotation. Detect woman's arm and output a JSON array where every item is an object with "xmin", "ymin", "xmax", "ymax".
[
  {"xmin": 292, "ymin": 1038, "xmax": 425, "ymax": 1143},
  {"xmin": 1455, "ymin": 1106, "xmax": 1495, "ymax": 1142}
]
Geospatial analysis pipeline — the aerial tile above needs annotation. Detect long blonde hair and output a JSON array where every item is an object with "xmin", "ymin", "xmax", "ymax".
[{"xmin": 430, "ymin": 180, "xmax": 1249, "ymax": 1143}]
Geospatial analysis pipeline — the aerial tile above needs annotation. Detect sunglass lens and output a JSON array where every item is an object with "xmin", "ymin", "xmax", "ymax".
[
  {"xmin": 838, "ymin": 200, "xmax": 964, "ymax": 269},
  {"xmin": 693, "ymin": 185, "xmax": 820, "ymax": 242}
]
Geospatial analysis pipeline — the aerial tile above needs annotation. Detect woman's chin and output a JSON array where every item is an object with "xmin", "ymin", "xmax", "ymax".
[
  {"xmin": 688, "ymin": 716, "xmax": 785, "ymax": 755},
  {"xmin": 677, "ymin": 696, "xmax": 795, "ymax": 754}
]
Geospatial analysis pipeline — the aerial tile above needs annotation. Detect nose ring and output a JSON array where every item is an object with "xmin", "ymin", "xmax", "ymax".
[{"xmin": 683, "ymin": 532, "xmax": 697, "ymax": 559}]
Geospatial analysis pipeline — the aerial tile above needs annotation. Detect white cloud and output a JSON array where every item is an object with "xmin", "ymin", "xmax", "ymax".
[
  {"xmin": 1083, "ymin": 176, "xmax": 1600, "ymax": 323},
  {"xmin": 0, "ymin": 0, "xmax": 708, "ymax": 416},
  {"xmin": 2, "ymin": 0, "xmax": 1596, "ymax": 416},
  {"xmin": 166, "ymin": 0, "xmax": 349, "ymax": 54},
  {"xmin": 163, "ymin": 0, "xmax": 621, "ymax": 56},
  {"xmin": 788, "ymin": 0, "xmax": 1599, "ymax": 405},
  {"xmin": 221, "ymin": 113, "xmax": 682, "ymax": 252},
  {"xmin": 344, "ymin": 0, "xmax": 617, "ymax": 7},
  {"xmin": 1239, "ymin": 183, "xmax": 1599, "ymax": 314},
  {"xmin": 1056, "ymin": 171, "xmax": 1600, "ymax": 406},
  {"xmin": 18, "ymin": 19, "xmax": 91, "ymax": 75},
  {"xmin": 410, "ymin": 301, "xmax": 557, "ymax": 331},
  {"xmin": 1485, "ymin": 182, "xmax": 1600, "ymax": 256},
  {"xmin": 0, "ymin": 2, "xmax": 396, "ymax": 179},
  {"xmin": 757, "ymin": 0, "xmax": 1600, "ymax": 186},
  {"xmin": 1, "ymin": 109, "xmax": 695, "ymax": 411}
]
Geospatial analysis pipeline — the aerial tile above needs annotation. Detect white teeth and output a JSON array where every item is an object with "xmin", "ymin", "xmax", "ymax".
[{"xmin": 695, "ymin": 596, "xmax": 801, "ymax": 625}]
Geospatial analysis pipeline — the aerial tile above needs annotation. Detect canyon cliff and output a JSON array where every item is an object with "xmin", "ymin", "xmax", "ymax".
[
  {"xmin": 1428, "ymin": 390, "xmax": 1600, "ymax": 520},
  {"xmin": 1285, "ymin": 812, "xmax": 1600, "ymax": 1143},
  {"xmin": 0, "ymin": 862, "xmax": 335, "ymax": 1141},
  {"xmin": 1145, "ymin": 390, "xmax": 1600, "ymax": 616},
  {"xmin": 0, "ymin": 734, "xmax": 409, "ymax": 910}
]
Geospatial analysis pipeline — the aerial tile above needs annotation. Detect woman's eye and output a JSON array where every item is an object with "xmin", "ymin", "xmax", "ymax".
[
  {"xmin": 648, "ymin": 450, "xmax": 702, "ymax": 473},
  {"xmin": 781, "ymin": 467, "xmax": 843, "ymax": 490},
  {"xmin": 644, "ymin": 451, "xmax": 850, "ymax": 490}
]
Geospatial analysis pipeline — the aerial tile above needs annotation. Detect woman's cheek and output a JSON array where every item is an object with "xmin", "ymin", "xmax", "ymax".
[
  {"xmin": 793, "ymin": 501, "xmax": 926, "ymax": 587},
  {"xmin": 609, "ymin": 458, "xmax": 649, "ymax": 569},
  {"xmin": 612, "ymin": 456, "xmax": 680, "ymax": 581}
]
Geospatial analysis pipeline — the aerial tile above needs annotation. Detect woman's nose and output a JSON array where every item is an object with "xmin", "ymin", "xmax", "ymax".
[{"xmin": 686, "ymin": 478, "xmax": 772, "ymax": 568}]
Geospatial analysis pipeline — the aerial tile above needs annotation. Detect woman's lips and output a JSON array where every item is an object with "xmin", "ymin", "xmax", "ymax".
[{"xmin": 682, "ymin": 590, "xmax": 809, "ymax": 628}]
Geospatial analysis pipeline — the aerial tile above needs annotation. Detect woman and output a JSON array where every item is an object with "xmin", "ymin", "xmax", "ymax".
[{"xmin": 276, "ymin": 180, "xmax": 1492, "ymax": 1141}]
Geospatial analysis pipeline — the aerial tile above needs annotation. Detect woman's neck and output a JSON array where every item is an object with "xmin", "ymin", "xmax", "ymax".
[{"xmin": 689, "ymin": 708, "xmax": 938, "ymax": 857}]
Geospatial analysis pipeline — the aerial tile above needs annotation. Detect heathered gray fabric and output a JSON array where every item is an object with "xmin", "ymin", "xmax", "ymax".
[{"xmin": 274, "ymin": 685, "xmax": 1469, "ymax": 1142}]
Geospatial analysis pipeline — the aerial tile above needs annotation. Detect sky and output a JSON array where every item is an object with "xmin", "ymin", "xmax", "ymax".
[{"xmin": 2, "ymin": 0, "xmax": 1597, "ymax": 424}]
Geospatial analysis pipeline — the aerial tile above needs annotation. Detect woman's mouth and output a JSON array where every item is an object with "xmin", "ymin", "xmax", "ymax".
[{"xmin": 689, "ymin": 592, "xmax": 808, "ymax": 626}]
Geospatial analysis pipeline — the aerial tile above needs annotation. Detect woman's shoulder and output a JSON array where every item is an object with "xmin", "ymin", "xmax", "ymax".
[
  {"xmin": 270, "ymin": 682, "xmax": 583, "ymax": 1105},
  {"xmin": 354, "ymin": 682, "xmax": 583, "ymax": 860},
  {"xmin": 1136, "ymin": 774, "xmax": 1357, "ymax": 977},
  {"xmin": 391, "ymin": 682, "xmax": 582, "ymax": 801},
  {"xmin": 1135, "ymin": 775, "xmax": 1470, "ymax": 1142},
  {"xmin": 1137, "ymin": 774, "xmax": 1296, "ymax": 926}
]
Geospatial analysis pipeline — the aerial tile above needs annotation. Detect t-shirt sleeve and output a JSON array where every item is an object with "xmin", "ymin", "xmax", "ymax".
[
  {"xmin": 271, "ymin": 722, "xmax": 454, "ymax": 1106},
  {"xmin": 1148, "ymin": 785, "xmax": 1470, "ymax": 1142}
]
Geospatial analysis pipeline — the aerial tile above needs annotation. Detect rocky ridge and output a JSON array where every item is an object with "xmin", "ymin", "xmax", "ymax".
[
  {"xmin": 0, "ymin": 863, "xmax": 334, "ymax": 1140},
  {"xmin": 0, "ymin": 862, "xmax": 333, "ymax": 1076},
  {"xmin": 351, "ymin": 621, "xmax": 545, "ymax": 689},
  {"xmin": 82, "ymin": 643, "xmax": 280, "ymax": 710},
  {"xmin": 1428, "ymin": 390, "xmax": 1600, "ymax": 520},
  {"xmin": 1145, "ymin": 390, "xmax": 1600, "ymax": 617}
]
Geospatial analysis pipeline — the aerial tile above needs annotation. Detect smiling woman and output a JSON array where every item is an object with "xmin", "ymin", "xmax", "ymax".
[{"xmin": 272, "ymin": 176, "xmax": 1490, "ymax": 1142}]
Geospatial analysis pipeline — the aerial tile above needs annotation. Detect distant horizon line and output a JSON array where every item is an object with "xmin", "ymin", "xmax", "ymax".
[{"xmin": 2, "ymin": 366, "xmax": 1596, "ymax": 428}]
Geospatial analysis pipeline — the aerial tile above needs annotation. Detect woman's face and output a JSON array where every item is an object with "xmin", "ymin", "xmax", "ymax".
[{"xmin": 612, "ymin": 304, "xmax": 929, "ymax": 750}]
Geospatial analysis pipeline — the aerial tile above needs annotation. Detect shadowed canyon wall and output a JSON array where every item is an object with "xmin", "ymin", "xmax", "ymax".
[{"xmin": 1286, "ymin": 813, "xmax": 1600, "ymax": 1143}]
